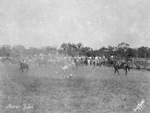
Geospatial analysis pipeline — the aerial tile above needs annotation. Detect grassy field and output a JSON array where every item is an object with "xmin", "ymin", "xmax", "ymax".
[{"xmin": 0, "ymin": 62, "xmax": 150, "ymax": 113}]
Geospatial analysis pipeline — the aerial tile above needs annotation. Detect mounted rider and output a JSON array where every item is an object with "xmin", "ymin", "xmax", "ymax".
[{"xmin": 119, "ymin": 58, "xmax": 128, "ymax": 67}]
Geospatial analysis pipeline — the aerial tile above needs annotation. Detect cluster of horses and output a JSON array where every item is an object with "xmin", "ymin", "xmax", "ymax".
[
  {"xmin": 18, "ymin": 58, "xmax": 48, "ymax": 72},
  {"xmin": 18, "ymin": 55, "xmax": 73, "ymax": 72},
  {"xmin": 1, "ymin": 55, "xmax": 140, "ymax": 76},
  {"xmin": 73, "ymin": 56, "xmax": 131, "ymax": 76}
]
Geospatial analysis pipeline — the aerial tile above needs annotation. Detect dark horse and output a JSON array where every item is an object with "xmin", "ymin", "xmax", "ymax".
[
  {"xmin": 19, "ymin": 61, "xmax": 29, "ymax": 72},
  {"xmin": 109, "ymin": 59, "xmax": 130, "ymax": 75}
]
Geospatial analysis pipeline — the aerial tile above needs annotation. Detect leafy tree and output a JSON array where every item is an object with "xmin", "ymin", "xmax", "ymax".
[
  {"xmin": 137, "ymin": 46, "xmax": 149, "ymax": 58},
  {"xmin": 61, "ymin": 43, "xmax": 68, "ymax": 51},
  {"xmin": 107, "ymin": 45, "xmax": 115, "ymax": 56},
  {"xmin": 117, "ymin": 42, "xmax": 130, "ymax": 49},
  {"xmin": 77, "ymin": 43, "xmax": 83, "ymax": 49},
  {"xmin": 0, "ymin": 45, "xmax": 11, "ymax": 57},
  {"xmin": 11, "ymin": 45, "xmax": 26, "ymax": 59},
  {"xmin": 125, "ymin": 48, "xmax": 137, "ymax": 58},
  {"xmin": 60, "ymin": 43, "xmax": 81, "ymax": 56},
  {"xmin": 80, "ymin": 47, "xmax": 93, "ymax": 56},
  {"xmin": 26, "ymin": 47, "xmax": 39, "ymax": 56}
]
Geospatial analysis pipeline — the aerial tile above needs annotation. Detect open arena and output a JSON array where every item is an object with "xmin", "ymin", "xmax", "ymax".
[{"xmin": 0, "ymin": 60, "xmax": 150, "ymax": 113}]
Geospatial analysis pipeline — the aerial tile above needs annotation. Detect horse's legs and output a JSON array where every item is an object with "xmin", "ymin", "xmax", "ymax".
[
  {"xmin": 117, "ymin": 70, "xmax": 120, "ymax": 75},
  {"xmin": 114, "ymin": 69, "xmax": 116, "ymax": 75},
  {"xmin": 115, "ymin": 68, "xmax": 120, "ymax": 75},
  {"xmin": 125, "ymin": 70, "xmax": 127, "ymax": 76},
  {"xmin": 123, "ymin": 68, "xmax": 128, "ymax": 76},
  {"xmin": 114, "ymin": 69, "xmax": 119, "ymax": 75},
  {"xmin": 128, "ymin": 66, "xmax": 130, "ymax": 71}
]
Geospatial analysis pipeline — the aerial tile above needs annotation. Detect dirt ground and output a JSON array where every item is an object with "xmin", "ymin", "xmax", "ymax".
[{"xmin": 0, "ymin": 63, "xmax": 150, "ymax": 113}]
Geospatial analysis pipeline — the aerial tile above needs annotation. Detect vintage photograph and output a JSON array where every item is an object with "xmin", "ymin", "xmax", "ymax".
[{"xmin": 0, "ymin": 0, "xmax": 150, "ymax": 113}]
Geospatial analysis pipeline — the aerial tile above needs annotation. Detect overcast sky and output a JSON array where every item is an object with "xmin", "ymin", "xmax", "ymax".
[{"xmin": 0, "ymin": 0, "xmax": 150, "ymax": 49}]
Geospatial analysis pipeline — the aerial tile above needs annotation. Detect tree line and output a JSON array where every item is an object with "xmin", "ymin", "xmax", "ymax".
[{"xmin": 0, "ymin": 42, "xmax": 150, "ymax": 59}]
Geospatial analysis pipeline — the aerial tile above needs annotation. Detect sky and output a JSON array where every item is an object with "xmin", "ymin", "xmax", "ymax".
[{"xmin": 0, "ymin": 0, "xmax": 150, "ymax": 49}]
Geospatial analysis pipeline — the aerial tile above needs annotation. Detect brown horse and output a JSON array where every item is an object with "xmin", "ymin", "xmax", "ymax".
[
  {"xmin": 112, "ymin": 60, "xmax": 130, "ymax": 76},
  {"xmin": 19, "ymin": 61, "xmax": 29, "ymax": 72}
]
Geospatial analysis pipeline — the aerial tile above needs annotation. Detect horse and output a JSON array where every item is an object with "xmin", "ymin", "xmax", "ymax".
[
  {"xmin": 19, "ymin": 61, "xmax": 29, "ymax": 72},
  {"xmin": 111, "ymin": 60, "xmax": 130, "ymax": 76}
]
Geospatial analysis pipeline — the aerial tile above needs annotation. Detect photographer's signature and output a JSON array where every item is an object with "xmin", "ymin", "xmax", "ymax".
[{"xmin": 5, "ymin": 103, "xmax": 33, "ymax": 110}]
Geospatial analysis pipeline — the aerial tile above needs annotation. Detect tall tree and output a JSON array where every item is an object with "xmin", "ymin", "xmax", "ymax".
[
  {"xmin": 1, "ymin": 45, "xmax": 11, "ymax": 57},
  {"xmin": 117, "ymin": 42, "xmax": 130, "ymax": 49},
  {"xmin": 137, "ymin": 46, "xmax": 149, "ymax": 58}
]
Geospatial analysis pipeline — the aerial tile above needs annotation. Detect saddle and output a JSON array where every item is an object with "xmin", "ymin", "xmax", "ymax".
[{"xmin": 121, "ymin": 62, "xmax": 128, "ymax": 67}]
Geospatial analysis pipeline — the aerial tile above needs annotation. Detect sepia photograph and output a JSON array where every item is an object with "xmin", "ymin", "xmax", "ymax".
[{"xmin": 0, "ymin": 0, "xmax": 150, "ymax": 113}]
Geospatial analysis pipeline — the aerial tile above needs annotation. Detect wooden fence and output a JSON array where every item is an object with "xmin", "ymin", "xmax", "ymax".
[{"xmin": 128, "ymin": 58, "xmax": 150, "ymax": 71}]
